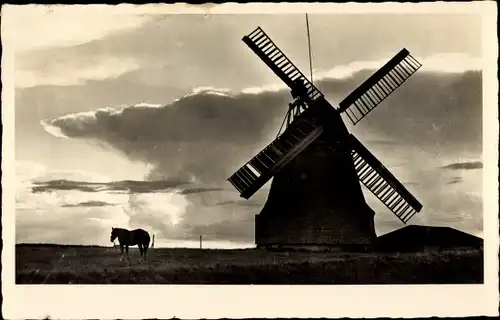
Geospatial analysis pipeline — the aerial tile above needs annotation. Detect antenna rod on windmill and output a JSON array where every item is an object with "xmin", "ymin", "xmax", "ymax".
[
  {"xmin": 277, "ymin": 14, "xmax": 315, "ymax": 139},
  {"xmin": 305, "ymin": 13, "xmax": 314, "ymax": 84}
]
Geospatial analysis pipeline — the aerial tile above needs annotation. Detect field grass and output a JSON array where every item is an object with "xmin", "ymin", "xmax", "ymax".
[{"xmin": 16, "ymin": 244, "xmax": 483, "ymax": 284}]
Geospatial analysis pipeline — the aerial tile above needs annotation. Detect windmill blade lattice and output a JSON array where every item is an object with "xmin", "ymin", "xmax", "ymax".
[
  {"xmin": 338, "ymin": 49, "xmax": 422, "ymax": 125},
  {"xmin": 243, "ymin": 27, "xmax": 324, "ymax": 106},
  {"xmin": 228, "ymin": 117, "xmax": 323, "ymax": 199},
  {"xmin": 347, "ymin": 134, "xmax": 422, "ymax": 223}
]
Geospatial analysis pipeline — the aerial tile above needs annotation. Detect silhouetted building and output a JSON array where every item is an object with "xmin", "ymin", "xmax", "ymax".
[{"xmin": 376, "ymin": 225, "xmax": 483, "ymax": 252}]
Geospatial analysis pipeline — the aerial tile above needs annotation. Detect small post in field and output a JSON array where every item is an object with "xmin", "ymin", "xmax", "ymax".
[{"xmin": 200, "ymin": 235, "xmax": 202, "ymax": 249}]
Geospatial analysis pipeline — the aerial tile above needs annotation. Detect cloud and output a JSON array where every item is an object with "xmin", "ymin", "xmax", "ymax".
[
  {"xmin": 16, "ymin": 57, "xmax": 141, "ymax": 88},
  {"xmin": 31, "ymin": 179, "xmax": 190, "ymax": 194},
  {"xmin": 16, "ymin": 161, "xmax": 119, "ymax": 210},
  {"xmin": 372, "ymin": 166, "xmax": 483, "ymax": 237},
  {"xmin": 16, "ymin": 161, "xmax": 184, "ymax": 241},
  {"xmin": 215, "ymin": 200, "xmax": 264, "ymax": 207},
  {"xmin": 41, "ymin": 89, "xmax": 288, "ymax": 184},
  {"xmin": 240, "ymin": 52, "xmax": 481, "ymax": 95},
  {"xmin": 5, "ymin": 5, "xmax": 151, "ymax": 52},
  {"xmin": 401, "ymin": 182, "xmax": 419, "ymax": 186},
  {"xmin": 124, "ymin": 192, "xmax": 189, "ymax": 231},
  {"xmin": 9, "ymin": 6, "xmax": 153, "ymax": 88},
  {"xmin": 446, "ymin": 177, "xmax": 463, "ymax": 185},
  {"xmin": 14, "ymin": 12, "xmax": 481, "ymax": 95},
  {"xmin": 315, "ymin": 53, "xmax": 481, "ymax": 81},
  {"xmin": 16, "ymin": 160, "xmax": 111, "ymax": 184},
  {"xmin": 61, "ymin": 201, "xmax": 118, "ymax": 208},
  {"xmin": 16, "ymin": 161, "xmax": 255, "ymax": 245},
  {"xmin": 440, "ymin": 161, "xmax": 483, "ymax": 170},
  {"xmin": 179, "ymin": 187, "xmax": 227, "ymax": 195}
]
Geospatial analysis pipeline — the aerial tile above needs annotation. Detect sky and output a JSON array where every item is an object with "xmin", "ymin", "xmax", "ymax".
[{"xmin": 10, "ymin": 5, "xmax": 485, "ymax": 248}]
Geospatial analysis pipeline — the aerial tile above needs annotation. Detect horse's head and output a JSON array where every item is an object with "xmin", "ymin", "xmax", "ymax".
[{"xmin": 110, "ymin": 227, "xmax": 118, "ymax": 242}]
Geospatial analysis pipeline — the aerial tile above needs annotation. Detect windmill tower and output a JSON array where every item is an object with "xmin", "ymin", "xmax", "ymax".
[{"xmin": 227, "ymin": 26, "xmax": 423, "ymax": 251}]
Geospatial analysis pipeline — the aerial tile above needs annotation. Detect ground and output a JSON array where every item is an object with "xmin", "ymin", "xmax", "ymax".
[{"xmin": 16, "ymin": 244, "xmax": 483, "ymax": 284}]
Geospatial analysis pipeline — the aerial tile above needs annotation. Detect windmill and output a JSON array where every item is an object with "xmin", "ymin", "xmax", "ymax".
[{"xmin": 227, "ymin": 25, "xmax": 423, "ymax": 251}]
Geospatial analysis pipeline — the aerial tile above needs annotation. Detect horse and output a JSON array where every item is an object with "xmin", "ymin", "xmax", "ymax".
[{"xmin": 110, "ymin": 227, "xmax": 151, "ymax": 261}]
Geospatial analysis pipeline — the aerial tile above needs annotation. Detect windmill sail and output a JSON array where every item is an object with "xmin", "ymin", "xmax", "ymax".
[
  {"xmin": 242, "ymin": 27, "xmax": 323, "ymax": 105},
  {"xmin": 228, "ymin": 117, "xmax": 323, "ymax": 199},
  {"xmin": 338, "ymin": 49, "xmax": 422, "ymax": 125},
  {"xmin": 347, "ymin": 134, "xmax": 422, "ymax": 223}
]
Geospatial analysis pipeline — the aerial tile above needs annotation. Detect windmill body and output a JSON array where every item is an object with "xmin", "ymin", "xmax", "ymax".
[
  {"xmin": 228, "ymin": 27, "xmax": 424, "ymax": 251},
  {"xmin": 256, "ymin": 100, "xmax": 377, "ymax": 250}
]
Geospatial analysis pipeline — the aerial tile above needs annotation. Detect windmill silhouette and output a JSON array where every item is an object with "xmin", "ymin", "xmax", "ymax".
[{"xmin": 227, "ymin": 26, "xmax": 423, "ymax": 251}]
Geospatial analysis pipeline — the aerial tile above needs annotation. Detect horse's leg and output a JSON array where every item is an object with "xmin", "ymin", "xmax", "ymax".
[
  {"xmin": 125, "ymin": 245, "xmax": 130, "ymax": 261},
  {"xmin": 120, "ymin": 244, "xmax": 124, "ymax": 261},
  {"xmin": 144, "ymin": 243, "xmax": 148, "ymax": 261},
  {"xmin": 138, "ymin": 244, "xmax": 143, "ymax": 261}
]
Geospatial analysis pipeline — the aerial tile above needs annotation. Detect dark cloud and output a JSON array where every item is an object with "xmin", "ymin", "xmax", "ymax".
[
  {"xmin": 322, "ymin": 70, "xmax": 482, "ymax": 153},
  {"xmin": 31, "ymin": 179, "xmax": 190, "ymax": 193},
  {"xmin": 446, "ymin": 177, "xmax": 463, "ymax": 185},
  {"xmin": 112, "ymin": 179, "xmax": 192, "ymax": 193},
  {"xmin": 32, "ymin": 182, "xmax": 98, "ymax": 193},
  {"xmin": 215, "ymin": 200, "xmax": 264, "ymax": 208},
  {"xmin": 61, "ymin": 201, "xmax": 118, "ymax": 208},
  {"xmin": 43, "ymin": 89, "xmax": 288, "ymax": 184},
  {"xmin": 440, "ymin": 161, "xmax": 483, "ymax": 170},
  {"xmin": 179, "ymin": 187, "xmax": 227, "ymax": 195},
  {"xmin": 42, "ymin": 70, "xmax": 482, "ymax": 188}
]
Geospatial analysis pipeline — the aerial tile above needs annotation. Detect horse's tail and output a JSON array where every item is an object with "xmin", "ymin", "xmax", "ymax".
[{"xmin": 145, "ymin": 230, "xmax": 151, "ymax": 249}]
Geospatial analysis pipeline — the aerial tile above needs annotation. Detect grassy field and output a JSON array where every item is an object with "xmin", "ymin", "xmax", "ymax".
[{"xmin": 16, "ymin": 244, "xmax": 483, "ymax": 284}]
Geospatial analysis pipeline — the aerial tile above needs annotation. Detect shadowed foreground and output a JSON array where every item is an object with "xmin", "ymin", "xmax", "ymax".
[{"xmin": 16, "ymin": 244, "xmax": 483, "ymax": 284}]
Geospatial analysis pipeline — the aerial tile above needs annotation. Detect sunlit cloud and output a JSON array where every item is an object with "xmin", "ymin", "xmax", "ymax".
[
  {"xmin": 39, "ymin": 120, "xmax": 69, "ymax": 139},
  {"xmin": 239, "ymin": 52, "xmax": 481, "ymax": 96},
  {"xmin": 5, "ymin": 5, "xmax": 151, "ymax": 52},
  {"xmin": 16, "ymin": 57, "xmax": 141, "ymax": 88},
  {"xmin": 314, "ymin": 52, "xmax": 481, "ymax": 80}
]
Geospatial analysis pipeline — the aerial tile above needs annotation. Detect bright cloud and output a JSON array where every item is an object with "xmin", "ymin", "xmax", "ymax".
[
  {"xmin": 6, "ymin": 5, "xmax": 147, "ymax": 88},
  {"xmin": 125, "ymin": 192, "xmax": 189, "ymax": 227},
  {"xmin": 316, "ymin": 52, "xmax": 481, "ymax": 80},
  {"xmin": 16, "ymin": 57, "xmax": 141, "ymax": 88},
  {"xmin": 4, "ymin": 5, "xmax": 150, "ymax": 52},
  {"xmin": 240, "ymin": 52, "xmax": 481, "ymax": 95},
  {"xmin": 15, "ymin": 160, "xmax": 256, "ymax": 246}
]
